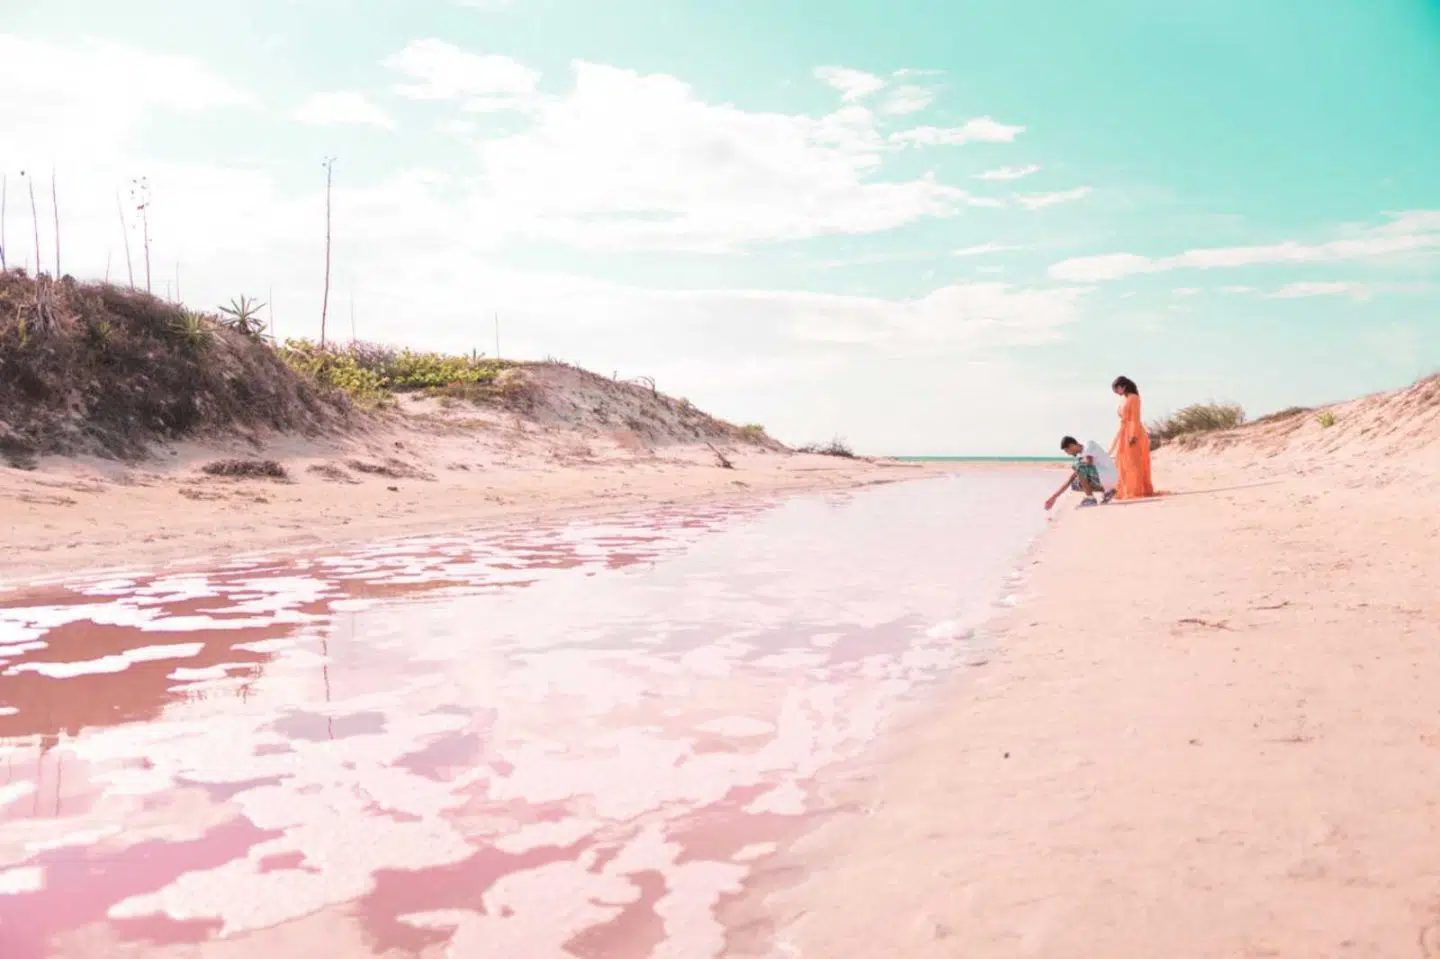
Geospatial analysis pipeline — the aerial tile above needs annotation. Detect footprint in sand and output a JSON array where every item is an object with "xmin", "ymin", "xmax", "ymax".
[{"xmin": 1421, "ymin": 920, "xmax": 1440, "ymax": 958}]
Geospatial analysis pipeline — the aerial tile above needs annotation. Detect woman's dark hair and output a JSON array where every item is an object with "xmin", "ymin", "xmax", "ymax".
[{"xmin": 1112, "ymin": 376, "xmax": 1139, "ymax": 395}]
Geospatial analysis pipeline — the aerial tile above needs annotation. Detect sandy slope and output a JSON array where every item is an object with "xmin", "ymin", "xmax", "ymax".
[
  {"xmin": 0, "ymin": 357, "xmax": 964, "ymax": 584},
  {"xmin": 0, "ymin": 411, "xmax": 947, "ymax": 586},
  {"xmin": 741, "ymin": 378, "xmax": 1440, "ymax": 958}
]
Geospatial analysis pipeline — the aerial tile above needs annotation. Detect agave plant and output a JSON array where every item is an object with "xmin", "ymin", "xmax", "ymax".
[
  {"xmin": 86, "ymin": 318, "xmax": 116, "ymax": 349},
  {"xmin": 171, "ymin": 309, "xmax": 214, "ymax": 350},
  {"xmin": 218, "ymin": 295, "xmax": 268, "ymax": 338}
]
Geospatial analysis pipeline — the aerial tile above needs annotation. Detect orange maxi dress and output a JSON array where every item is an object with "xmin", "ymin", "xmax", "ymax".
[{"xmin": 1114, "ymin": 393, "xmax": 1155, "ymax": 500}]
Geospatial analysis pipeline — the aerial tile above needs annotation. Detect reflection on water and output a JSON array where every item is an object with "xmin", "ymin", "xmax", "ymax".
[{"xmin": 0, "ymin": 473, "xmax": 1055, "ymax": 958}]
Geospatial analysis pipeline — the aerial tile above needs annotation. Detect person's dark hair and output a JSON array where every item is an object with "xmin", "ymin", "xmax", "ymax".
[
  {"xmin": 1059, "ymin": 435, "xmax": 1080, "ymax": 452},
  {"xmin": 1112, "ymin": 375, "xmax": 1139, "ymax": 395}
]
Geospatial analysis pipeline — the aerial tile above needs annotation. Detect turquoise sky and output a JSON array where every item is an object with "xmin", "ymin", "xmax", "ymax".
[{"xmin": 2, "ymin": 0, "xmax": 1437, "ymax": 454}]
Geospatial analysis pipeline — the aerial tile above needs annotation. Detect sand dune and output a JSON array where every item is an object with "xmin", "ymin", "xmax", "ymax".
[
  {"xmin": 739, "ymin": 375, "xmax": 1440, "ymax": 958},
  {"xmin": 1170, "ymin": 373, "xmax": 1440, "ymax": 472},
  {"xmin": 0, "ymin": 288, "xmax": 949, "ymax": 585},
  {"xmin": 0, "ymin": 371, "xmax": 963, "ymax": 586}
]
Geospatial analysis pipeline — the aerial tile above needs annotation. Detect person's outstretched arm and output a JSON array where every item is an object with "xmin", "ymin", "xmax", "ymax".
[{"xmin": 1044, "ymin": 470, "xmax": 1075, "ymax": 511}]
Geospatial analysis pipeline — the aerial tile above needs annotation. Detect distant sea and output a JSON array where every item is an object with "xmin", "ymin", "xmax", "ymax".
[{"xmin": 893, "ymin": 455, "xmax": 1069, "ymax": 463}]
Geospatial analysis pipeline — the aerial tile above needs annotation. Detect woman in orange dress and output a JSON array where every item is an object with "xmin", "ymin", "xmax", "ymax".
[{"xmin": 1108, "ymin": 375, "xmax": 1154, "ymax": 500}]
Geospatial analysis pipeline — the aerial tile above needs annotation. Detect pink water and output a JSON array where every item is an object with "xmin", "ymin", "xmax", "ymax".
[{"xmin": 0, "ymin": 472, "xmax": 1056, "ymax": 958}]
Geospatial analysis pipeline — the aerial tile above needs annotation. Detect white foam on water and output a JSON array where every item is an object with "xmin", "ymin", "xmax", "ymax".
[
  {"xmin": 0, "ymin": 471, "xmax": 1062, "ymax": 956},
  {"xmin": 0, "ymin": 866, "xmax": 44, "ymax": 895},
  {"xmin": 5, "ymin": 642, "xmax": 205, "ymax": 679}
]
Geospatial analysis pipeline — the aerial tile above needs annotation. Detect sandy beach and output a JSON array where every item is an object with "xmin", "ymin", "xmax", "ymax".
[
  {"xmin": 3, "ymin": 6, "xmax": 1436, "ymax": 952},
  {"xmin": 0, "ymin": 404, "xmax": 958, "ymax": 586},
  {"xmin": 3, "ymin": 370, "xmax": 1438, "ymax": 958},
  {"xmin": 748, "ymin": 381, "xmax": 1440, "ymax": 957}
]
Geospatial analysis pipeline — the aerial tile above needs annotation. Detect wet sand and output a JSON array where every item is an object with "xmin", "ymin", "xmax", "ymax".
[
  {"xmin": 0, "ymin": 443, "xmax": 971, "ymax": 586},
  {"xmin": 0, "ymin": 473, "xmax": 1058, "ymax": 958},
  {"xmin": 755, "ymin": 455, "xmax": 1440, "ymax": 958}
]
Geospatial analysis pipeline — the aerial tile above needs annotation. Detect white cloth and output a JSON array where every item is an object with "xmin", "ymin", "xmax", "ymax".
[{"xmin": 1082, "ymin": 441, "xmax": 1118, "ymax": 490}]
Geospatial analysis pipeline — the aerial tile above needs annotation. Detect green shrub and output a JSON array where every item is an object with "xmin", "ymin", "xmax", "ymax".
[
  {"xmin": 392, "ymin": 350, "xmax": 504, "ymax": 389},
  {"xmin": 277, "ymin": 340, "xmax": 509, "ymax": 400},
  {"xmin": 169, "ymin": 310, "xmax": 214, "ymax": 352},
  {"xmin": 1316, "ymin": 411, "xmax": 1336, "ymax": 428},
  {"xmin": 217, "ymin": 296, "xmax": 267, "ymax": 338},
  {"xmin": 277, "ymin": 340, "xmax": 386, "ymax": 399},
  {"xmin": 1147, "ymin": 402, "xmax": 1246, "ymax": 442}
]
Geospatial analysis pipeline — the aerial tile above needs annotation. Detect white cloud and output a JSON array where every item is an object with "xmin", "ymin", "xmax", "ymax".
[
  {"xmin": 0, "ymin": 34, "xmax": 258, "ymax": 158},
  {"xmin": 766, "ymin": 282, "xmax": 1088, "ymax": 349},
  {"xmin": 0, "ymin": 139, "xmax": 1091, "ymax": 448},
  {"xmin": 1016, "ymin": 186, "xmax": 1091, "ymax": 210},
  {"xmin": 1371, "ymin": 210, "xmax": 1440, "ymax": 235},
  {"xmin": 0, "ymin": 34, "xmax": 1091, "ymax": 452},
  {"xmin": 880, "ymin": 85, "xmax": 934, "ymax": 115},
  {"xmin": 891, "ymin": 116, "xmax": 1024, "ymax": 146},
  {"xmin": 814, "ymin": 66, "xmax": 886, "ymax": 102},
  {"xmin": 384, "ymin": 39, "xmax": 538, "ymax": 104},
  {"xmin": 1049, "ymin": 211, "xmax": 1440, "ymax": 282},
  {"xmin": 438, "ymin": 118, "xmax": 480, "ymax": 138},
  {"xmin": 371, "ymin": 48, "xmax": 1020, "ymax": 248},
  {"xmin": 291, "ymin": 92, "xmax": 394, "ymax": 130},
  {"xmin": 1173, "ymin": 287, "xmax": 1200, "ymax": 296},
  {"xmin": 462, "ymin": 61, "xmax": 997, "ymax": 250},
  {"xmin": 953, "ymin": 242, "xmax": 1024, "ymax": 257},
  {"xmin": 975, "ymin": 165, "xmax": 1040, "ymax": 181},
  {"xmin": 1050, "ymin": 252, "xmax": 1150, "ymax": 281},
  {"xmin": 1220, "ymin": 285, "xmax": 1254, "ymax": 293},
  {"xmin": 1266, "ymin": 281, "xmax": 1370, "ymax": 300}
]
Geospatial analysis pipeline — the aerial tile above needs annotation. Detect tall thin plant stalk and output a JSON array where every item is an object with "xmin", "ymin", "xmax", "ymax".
[
  {"xmin": 50, "ymin": 168, "xmax": 61, "ymax": 278},
  {"xmin": 138, "ymin": 182, "xmax": 151, "ymax": 293},
  {"xmin": 320, "ymin": 157, "xmax": 336, "ymax": 346},
  {"xmin": 116, "ymin": 193, "xmax": 134, "ymax": 289},
  {"xmin": 26, "ymin": 173, "xmax": 41, "ymax": 277},
  {"xmin": 129, "ymin": 177, "xmax": 151, "ymax": 293}
]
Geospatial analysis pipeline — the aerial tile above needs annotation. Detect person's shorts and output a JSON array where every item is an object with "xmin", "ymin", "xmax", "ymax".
[{"xmin": 1070, "ymin": 464, "xmax": 1102, "ymax": 490}]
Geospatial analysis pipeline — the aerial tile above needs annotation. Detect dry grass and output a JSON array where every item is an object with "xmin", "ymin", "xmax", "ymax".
[
  {"xmin": 0, "ymin": 271, "xmax": 346, "ymax": 461},
  {"xmin": 345, "ymin": 458, "xmax": 431, "ymax": 480},
  {"xmin": 307, "ymin": 463, "xmax": 358, "ymax": 484},
  {"xmin": 1148, "ymin": 402, "xmax": 1247, "ymax": 444},
  {"xmin": 201, "ymin": 458, "xmax": 289, "ymax": 480},
  {"xmin": 0, "ymin": 271, "xmax": 793, "ymax": 466},
  {"xmin": 797, "ymin": 438, "xmax": 856, "ymax": 458},
  {"xmin": 1251, "ymin": 406, "xmax": 1312, "ymax": 427}
]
